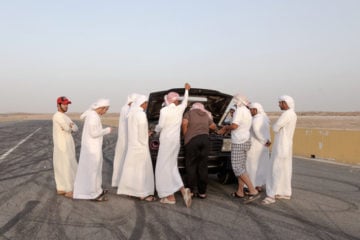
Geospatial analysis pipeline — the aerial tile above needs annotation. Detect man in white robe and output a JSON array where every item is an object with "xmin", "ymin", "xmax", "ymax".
[
  {"xmin": 52, "ymin": 96, "xmax": 78, "ymax": 198},
  {"xmin": 73, "ymin": 99, "xmax": 111, "ymax": 201},
  {"xmin": 247, "ymin": 102, "xmax": 271, "ymax": 192},
  {"xmin": 262, "ymin": 95, "xmax": 297, "ymax": 204},
  {"xmin": 155, "ymin": 83, "xmax": 192, "ymax": 207},
  {"xmin": 117, "ymin": 95, "xmax": 156, "ymax": 201},
  {"xmin": 111, "ymin": 93, "xmax": 138, "ymax": 187}
]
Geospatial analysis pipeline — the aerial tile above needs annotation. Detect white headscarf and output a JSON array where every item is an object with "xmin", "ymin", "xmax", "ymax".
[
  {"xmin": 279, "ymin": 95, "xmax": 295, "ymax": 110},
  {"xmin": 249, "ymin": 102, "xmax": 270, "ymax": 123},
  {"xmin": 91, "ymin": 98, "xmax": 110, "ymax": 110},
  {"xmin": 249, "ymin": 102, "xmax": 265, "ymax": 115},
  {"xmin": 127, "ymin": 93, "xmax": 139, "ymax": 105},
  {"xmin": 164, "ymin": 92, "xmax": 180, "ymax": 106},
  {"xmin": 133, "ymin": 95, "xmax": 148, "ymax": 108},
  {"xmin": 80, "ymin": 98, "xmax": 110, "ymax": 120},
  {"xmin": 191, "ymin": 102, "xmax": 213, "ymax": 119},
  {"xmin": 233, "ymin": 93, "xmax": 249, "ymax": 107},
  {"xmin": 128, "ymin": 94, "xmax": 148, "ymax": 116}
]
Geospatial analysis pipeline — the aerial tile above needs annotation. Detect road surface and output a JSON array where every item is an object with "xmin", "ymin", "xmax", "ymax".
[{"xmin": 0, "ymin": 120, "xmax": 359, "ymax": 240}]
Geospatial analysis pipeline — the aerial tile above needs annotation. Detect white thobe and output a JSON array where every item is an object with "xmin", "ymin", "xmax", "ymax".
[
  {"xmin": 247, "ymin": 114, "xmax": 270, "ymax": 187},
  {"xmin": 155, "ymin": 90, "xmax": 189, "ymax": 198},
  {"xmin": 117, "ymin": 107, "xmax": 154, "ymax": 197},
  {"xmin": 266, "ymin": 109, "xmax": 297, "ymax": 197},
  {"xmin": 111, "ymin": 104, "xmax": 130, "ymax": 187},
  {"xmin": 52, "ymin": 112, "xmax": 78, "ymax": 192},
  {"xmin": 73, "ymin": 110, "xmax": 111, "ymax": 199}
]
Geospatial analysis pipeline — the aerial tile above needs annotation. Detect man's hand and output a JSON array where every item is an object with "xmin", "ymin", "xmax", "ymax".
[
  {"xmin": 217, "ymin": 126, "xmax": 227, "ymax": 135},
  {"xmin": 185, "ymin": 83, "xmax": 191, "ymax": 90}
]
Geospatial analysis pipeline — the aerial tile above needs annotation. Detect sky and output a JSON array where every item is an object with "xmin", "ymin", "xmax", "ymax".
[{"xmin": 1, "ymin": 0, "xmax": 359, "ymax": 113}]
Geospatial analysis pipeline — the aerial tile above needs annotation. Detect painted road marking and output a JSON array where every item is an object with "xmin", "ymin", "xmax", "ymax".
[
  {"xmin": 297, "ymin": 156, "xmax": 360, "ymax": 169},
  {"xmin": 0, "ymin": 128, "xmax": 42, "ymax": 161}
]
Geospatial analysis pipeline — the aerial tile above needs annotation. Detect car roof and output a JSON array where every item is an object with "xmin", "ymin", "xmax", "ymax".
[{"xmin": 146, "ymin": 88, "xmax": 233, "ymax": 123}]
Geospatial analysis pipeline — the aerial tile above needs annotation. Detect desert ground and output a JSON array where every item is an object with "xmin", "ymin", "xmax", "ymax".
[{"xmin": 1, "ymin": 112, "xmax": 359, "ymax": 130}]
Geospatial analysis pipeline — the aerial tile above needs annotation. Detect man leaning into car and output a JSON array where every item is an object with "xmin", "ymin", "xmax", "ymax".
[{"xmin": 182, "ymin": 102, "xmax": 217, "ymax": 199}]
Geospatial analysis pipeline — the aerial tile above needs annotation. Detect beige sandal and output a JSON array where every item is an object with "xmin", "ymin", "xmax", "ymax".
[
  {"xmin": 64, "ymin": 192, "xmax": 73, "ymax": 198},
  {"xmin": 262, "ymin": 197, "xmax": 276, "ymax": 205},
  {"xmin": 160, "ymin": 197, "xmax": 176, "ymax": 204},
  {"xmin": 275, "ymin": 195, "xmax": 291, "ymax": 200},
  {"xmin": 141, "ymin": 195, "xmax": 157, "ymax": 202},
  {"xmin": 182, "ymin": 188, "xmax": 192, "ymax": 208}
]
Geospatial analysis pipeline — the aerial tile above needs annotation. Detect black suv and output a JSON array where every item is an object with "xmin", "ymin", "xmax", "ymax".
[{"xmin": 147, "ymin": 88, "xmax": 235, "ymax": 184}]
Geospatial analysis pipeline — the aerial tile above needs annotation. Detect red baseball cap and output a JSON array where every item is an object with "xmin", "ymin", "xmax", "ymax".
[{"xmin": 57, "ymin": 96, "xmax": 72, "ymax": 105}]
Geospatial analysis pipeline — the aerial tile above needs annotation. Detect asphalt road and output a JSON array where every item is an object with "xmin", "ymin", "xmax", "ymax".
[{"xmin": 0, "ymin": 120, "xmax": 359, "ymax": 240}]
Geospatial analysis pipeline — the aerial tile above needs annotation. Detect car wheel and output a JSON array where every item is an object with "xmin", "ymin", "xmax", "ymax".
[
  {"xmin": 217, "ymin": 171, "xmax": 236, "ymax": 185},
  {"xmin": 217, "ymin": 158, "xmax": 236, "ymax": 184}
]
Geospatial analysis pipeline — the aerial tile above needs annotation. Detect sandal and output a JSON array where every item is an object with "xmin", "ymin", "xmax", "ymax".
[
  {"xmin": 92, "ymin": 191, "xmax": 108, "ymax": 202},
  {"xmin": 230, "ymin": 192, "xmax": 245, "ymax": 199},
  {"xmin": 160, "ymin": 197, "xmax": 176, "ymax": 204},
  {"xmin": 262, "ymin": 197, "xmax": 276, "ymax": 205},
  {"xmin": 93, "ymin": 195, "xmax": 108, "ymax": 202},
  {"xmin": 57, "ymin": 190, "xmax": 66, "ymax": 195},
  {"xmin": 243, "ymin": 192, "xmax": 261, "ymax": 204},
  {"xmin": 64, "ymin": 192, "xmax": 73, "ymax": 198},
  {"xmin": 91, "ymin": 191, "xmax": 109, "ymax": 202},
  {"xmin": 275, "ymin": 195, "xmax": 291, "ymax": 200},
  {"xmin": 182, "ymin": 188, "xmax": 192, "ymax": 208},
  {"xmin": 195, "ymin": 193, "xmax": 207, "ymax": 199},
  {"xmin": 141, "ymin": 195, "xmax": 157, "ymax": 202}
]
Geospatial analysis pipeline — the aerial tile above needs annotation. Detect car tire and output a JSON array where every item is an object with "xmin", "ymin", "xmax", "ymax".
[
  {"xmin": 217, "ymin": 158, "xmax": 236, "ymax": 184},
  {"xmin": 217, "ymin": 171, "xmax": 236, "ymax": 185}
]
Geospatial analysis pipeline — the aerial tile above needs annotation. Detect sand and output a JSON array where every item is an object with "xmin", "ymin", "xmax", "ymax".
[{"xmin": 1, "ymin": 112, "xmax": 360, "ymax": 130}]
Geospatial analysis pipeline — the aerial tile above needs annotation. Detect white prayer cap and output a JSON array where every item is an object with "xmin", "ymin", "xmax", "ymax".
[
  {"xmin": 233, "ymin": 93, "xmax": 249, "ymax": 107},
  {"xmin": 279, "ymin": 95, "xmax": 295, "ymax": 109},
  {"xmin": 91, "ymin": 98, "xmax": 110, "ymax": 110},
  {"xmin": 127, "ymin": 93, "xmax": 139, "ymax": 104},
  {"xmin": 230, "ymin": 105, "xmax": 236, "ymax": 111},
  {"xmin": 249, "ymin": 102, "xmax": 265, "ymax": 114}
]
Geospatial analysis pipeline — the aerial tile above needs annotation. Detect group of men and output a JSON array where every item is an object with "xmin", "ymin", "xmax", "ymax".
[
  {"xmin": 53, "ymin": 97, "xmax": 111, "ymax": 201},
  {"xmin": 218, "ymin": 94, "xmax": 297, "ymax": 204},
  {"xmin": 52, "ymin": 86, "xmax": 297, "ymax": 206}
]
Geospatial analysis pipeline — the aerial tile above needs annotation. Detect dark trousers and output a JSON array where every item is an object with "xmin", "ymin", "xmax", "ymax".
[{"xmin": 184, "ymin": 134, "xmax": 209, "ymax": 194}]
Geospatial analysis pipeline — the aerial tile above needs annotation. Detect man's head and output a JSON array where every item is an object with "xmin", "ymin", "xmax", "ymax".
[
  {"xmin": 248, "ymin": 102, "xmax": 264, "ymax": 117},
  {"xmin": 233, "ymin": 93, "xmax": 249, "ymax": 107},
  {"xmin": 57, "ymin": 96, "xmax": 72, "ymax": 113},
  {"xmin": 278, "ymin": 95, "xmax": 295, "ymax": 111},
  {"xmin": 134, "ymin": 95, "xmax": 148, "ymax": 111},
  {"xmin": 164, "ymin": 92, "xmax": 180, "ymax": 106},
  {"xmin": 229, "ymin": 106, "xmax": 236, "ymax": 117},
  {"xmin": 127, "ymin": 93, "xmax": 139, "ymax": 106},
  {"xmin": 191, "ymin": 102, "xmax": 213, "ymax": 119},
  {"xmin": 92, "ymin": 99, "xmax": 110, "ymax": 115}
]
